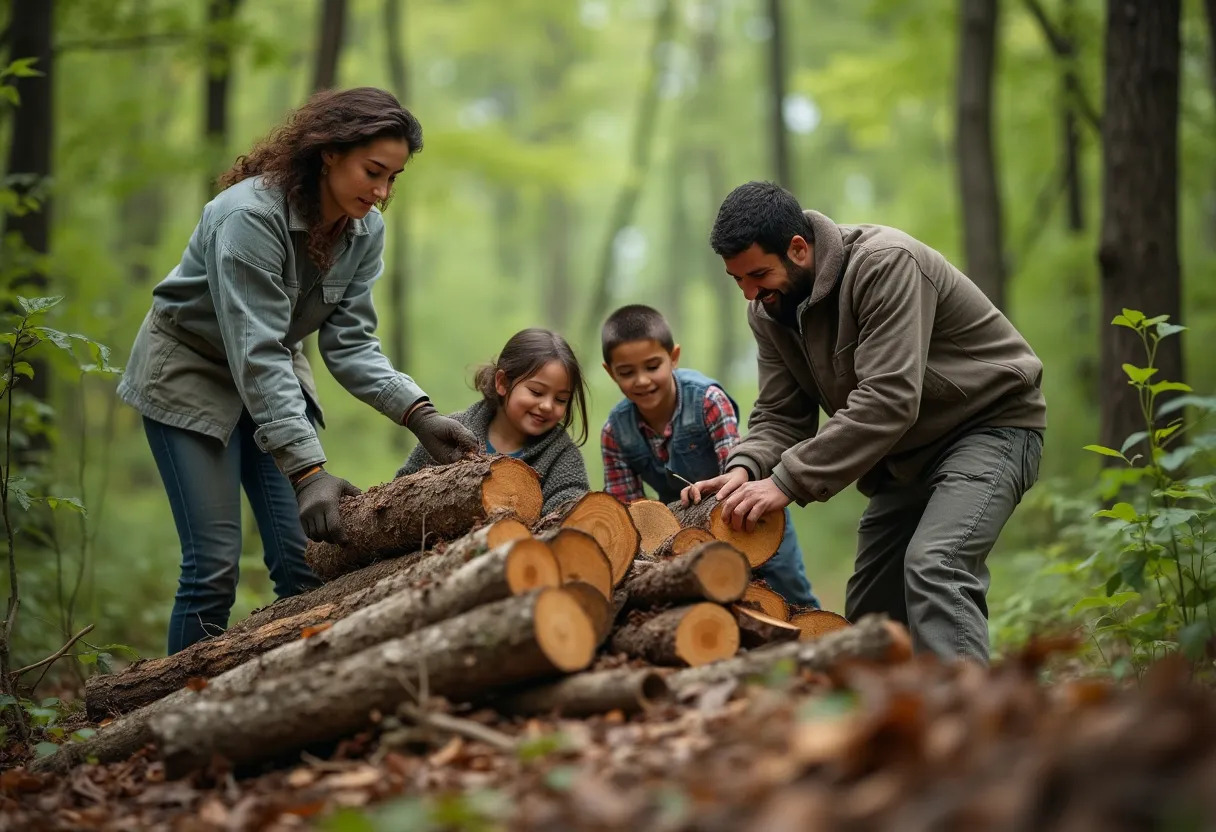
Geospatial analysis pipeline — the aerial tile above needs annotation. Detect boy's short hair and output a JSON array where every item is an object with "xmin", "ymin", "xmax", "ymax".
[{"xmin": 601, "ymin": 304, "xmax": 675, "ymax": 365}]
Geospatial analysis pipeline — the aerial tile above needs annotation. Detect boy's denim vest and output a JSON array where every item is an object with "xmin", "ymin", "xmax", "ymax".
[
  {"xmin": 606, "ymin": 369, "xmax": 735, "ymax": 504},
  {"xmin": 607, "ymin": 368, "xmax": 819, "ymax": 608}
]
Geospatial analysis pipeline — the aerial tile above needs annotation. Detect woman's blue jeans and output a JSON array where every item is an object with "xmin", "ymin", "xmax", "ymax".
[{"xmin": 143, "ymin": 412, "xmax": 321, "ymax": 654}]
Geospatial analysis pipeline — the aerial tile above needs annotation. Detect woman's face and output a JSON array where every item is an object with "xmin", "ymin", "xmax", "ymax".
[{"xmin": 320, "ymin": 137, "xmax": 410, "ymax": 223}]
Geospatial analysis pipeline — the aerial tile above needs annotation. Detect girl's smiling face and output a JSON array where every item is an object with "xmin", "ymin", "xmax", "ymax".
[{"xmin": 496, "ymin": 360, "xmax": 572, "ymax": 438}]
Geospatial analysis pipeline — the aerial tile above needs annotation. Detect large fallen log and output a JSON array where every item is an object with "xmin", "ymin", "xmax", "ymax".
[
  {"xmin": 610, "ymin": 603, "xmax": 740, "ymax": 667},
  {"xmin": 306, "ymin": 457, "xmax": 541, "ymax": 580},
  {"xmin": 151, "ymin": 587, "xmax": 596, "ymax": 777},
  {"xmin": 48, "ymin": 543, "xmax": 560, "ymax": 773},
  {"xmin": 534, "ymin": 492, "xmax": 639, "ymax": 586},
  {"xmin": 652, "ymin": 527, "xmax": 715, "ymax": 560},
  {"xmin": 669, "ymin": 495, "xmax": 784, "ymax": 568},
  {"xmin": 495, "ymin": 668, "xmax": 669, "ymax": 717},
  {"xmin": 666, "ymin": 615, "xmax": 912, "ymax": 695},
  {"xmin": 82, "ymin": 520, "xmax": 541, "ymax": 721},
  {"xmin": 621, "ymin": 543, "xmax": 750, "ymax": 608},
  {"xmin": 542, "ymin": 528, "xmax": 613, "ymax": 598},
  {"xmin": 627, "ymin": 500, "xmax": 681, "ymax": 557}
]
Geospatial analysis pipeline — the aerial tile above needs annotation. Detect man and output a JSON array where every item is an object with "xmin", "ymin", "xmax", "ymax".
[{"xmin": 682, "ymin": 181, "xmax": 1045, "ymax": 662}]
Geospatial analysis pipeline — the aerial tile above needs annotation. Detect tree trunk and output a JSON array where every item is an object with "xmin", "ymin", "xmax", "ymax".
[
  {"xmin": 610, "ymin": 603, "xmax": 739, "ymax": 667},
  {"xmin": 628, "ymin": 499, "xmax": 681, "ymax": 557},
  {"xmin": 670, "ymin": 495, "xmax": 784, "ymax": 567},
  {"xmin": 83, "ymin": 538, "xmax": 558, "ymax": 721},
  {"xmin": 312, "ymin": 0, "xmax": 346, "ymax": 91},
  {"xmin": 534, "ymin": 492, "xmax": 640, "ymax": 586},
  {"xmin": 495, "ymin": 668, "xmax": 669, "ymax": 717},
  {"xmin": 653, "ymin": 527, "xmax": 715, "ymax": 560},
  {"xmin": 1205, "ymin": 0, "xmax": 1216, "ymax": 248},
  {"xmin": 956, "ymin": 0, "xmax": 1006, "ymax": 311},
  {"xmin": 765, "ymin": 0, "xmax": 792, "ymax": 188},
  {"xmin": 582, "ymin": 0, "xmax": 676, "ymax": 336},
  {"xmin": 662, "ymin": 149, "xmax": 690, "ymax": 334},
  {"xmin": 383, "ymin": 0, "xmax": 411, "ymax": 389},
  {"xmin": 203, "ymin": 0, "xmax": 241, "ymax": 197},
  {"xmin": 151, "ymin": 588, "xmax": 595, "ymax": 777},
  {"xmin": 621, "ymin": 543, "xmax": 750, "ymax": 608},
  {"xmin": 1097, "ymin": 0, "xmax": 1183, "ymax": 454},
  {"xmin": 733, "ymin": 605, "xmax": 801, "ymax": 648},
  {"xmin": 667, "ymin": 615, "xmax": 911, "ymax": 694},
  {"xmin": 544, "ymin": 190, "xmax": 575, "ymax": 329},
  {"xmin": 4, "ymin": 0, "xmax": 54, "ymax": 449},
  {"xmin": 304, "ymin": 458, "xmax": 542, "ymax": 580}
]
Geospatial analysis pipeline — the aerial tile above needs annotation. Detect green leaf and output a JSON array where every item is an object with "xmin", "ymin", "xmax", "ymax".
[
  {"xmin": 1159, "ymin": 446, "xmax": 1200, "ymax": 472},
  {"xmin": 1083, "ymin": 444, "xmax": 1127, "ymax": 461},
  {"xmin": 1159, "ymin": 395, "xmax": 1216, "ymax": 416},
  {"xmin": 16, "ymin": 296, "xmax": 62, "ymax": 316},
  {"xmin": 1069, "ymin": 592, "xmax": 1138, "ymax": 615},
  {"xmin": 1120, "ymin": 431, "xmax": 1150, "ymax": 454},
  {"xmin": 11, "ymin": 361, "xmax": 33, "ymax": 380},
  {"xmin": 1122, "ymin": 363, "xmax": 1158, "ymax": 384},
  {"xmin": 2, "ymin": 58, "xmax": 44, "ymax": 79},
  {"xmin": 10, "ymin": 480, "xmax": 33, "ymax": 511},
  {"xmin": 0, "ymin": 85, "xmax": 19, "ymax": 106},
  {"xmin": 1120, "ymin": 308, "xmax": 1146, "ymax": 325},
  {"xmin": 1181, "ymin": 585, "xmax": 1216, "ymax": 607},
  {"xmin": 1104, "ymin": 573, "xmax": 1123, "ymax": 596},
  {"xmin": 1152, "ymin": 508, "xmax": 1200, "ymax": 529},
  {"xmin": 34, "ymin": 742, "xmax": 59, "ymax": 758},
  {"xmin": 1156, "ymin": 323, "xmax": 1187, "ymax": 338},
  {"xmin": 1094, "ymin": 502, "xmax": 1139, "ymax": 523},
  {"xmin": 1155, "ymin": 424, "xmax": 1182, "ymax": 442},
  {"xmin": 70, "ymin": 728, "xmax": 96, "ymax": 742},
  {"xmin": 95, "ymin": 643, "xmax": 140, "ymax": 661},
  {"xmin": 1150, "ymin": 380, "xmax": 1192, "ymax": 395},
  {"xmin": 45, "ymin": 496, "xmax": 87, "ymax": 516}
]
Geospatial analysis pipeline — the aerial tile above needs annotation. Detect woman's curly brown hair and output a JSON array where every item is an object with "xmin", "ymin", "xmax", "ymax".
[{"xmin": 217, "ymin": 87, "xmax": 423, "ymax": 274}]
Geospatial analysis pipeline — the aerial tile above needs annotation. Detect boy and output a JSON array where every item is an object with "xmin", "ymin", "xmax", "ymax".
[{"xmin": 600, "ymin": 304, "xmax": 818, "ymax": 607}]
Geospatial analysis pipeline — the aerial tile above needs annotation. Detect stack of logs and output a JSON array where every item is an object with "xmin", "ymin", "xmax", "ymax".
[{"xmin": 37, "ymin": 458, "xmax": 910, "ymax": 779}]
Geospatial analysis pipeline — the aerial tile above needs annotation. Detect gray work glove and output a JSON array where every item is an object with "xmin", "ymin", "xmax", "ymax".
[
  {"xmin": 406, "ymin": 402, "xmax": 480, "ymax": 464},
  {"xmin": 293, "ymin": 469, "xmax": 361, "ymax": 544}
]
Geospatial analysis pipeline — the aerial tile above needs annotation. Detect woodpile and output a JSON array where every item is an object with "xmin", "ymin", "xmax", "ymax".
[{"xmin": 49, "ymin": 460, "xmax": 881, "ymax": 780}]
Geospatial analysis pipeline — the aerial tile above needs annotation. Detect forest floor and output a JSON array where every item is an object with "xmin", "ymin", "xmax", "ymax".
[{"xmin": 3, "ymin": 642, "xmax": 1216, "ymax": 832}]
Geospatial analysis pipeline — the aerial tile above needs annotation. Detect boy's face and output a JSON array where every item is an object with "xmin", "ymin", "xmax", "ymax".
[{"xmin": 604, "ymin": 339, "xmax": 681, "ymax": 414}]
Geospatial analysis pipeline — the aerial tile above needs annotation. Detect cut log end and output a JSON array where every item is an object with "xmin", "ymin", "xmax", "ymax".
[
  {"xmin": 628, "ymin": 500, "xmax": 681, "ymax": 556},
  {"xmin": 561, "ymin": 581, "xmax": 613, "ymax": 643},
  {"xmin": 504, "ymin": 538, "xmax": 561, "ymax": 594},
  {"xmin": 482, "ymin": 457, "xmax": 544, "ymax": 525},
  {"xmin": 790, "ymin": 609, "xmax": 851, "ymax": 641},
  {"xmin": 486, "ymin": 515, "xmax": 532, "ymax": 549},
  {"xmin": 535, "ymin": 588, "xmax": 598, "ymax": 672},
  {"xmin": 691, "ymin": 543, "xmax": 752, "ymax": 603},
  {"xmin": 661, "ymin": 527, "xmax": 715, "ymax": 558},
  {"xmin": 547, "ymin": 528, "xmax": 613, "ymax": 598},
  {"xmin": 547, "ymin": 493, "xmax": 639, "ymax": 586},
  {"xmin": 733, "ymin": 605, "xmax": 802, "ymax": 648},
  {"xmin": 709, "ymin": 505, "xmax": 785, "ymax": 567},
  {"xmin": 743, "ymin": 582, "xmax": 790, "ymax": 621},
  {"xmin": 676, "ymin": 603, "xmax": 741, "ymax": 667}
]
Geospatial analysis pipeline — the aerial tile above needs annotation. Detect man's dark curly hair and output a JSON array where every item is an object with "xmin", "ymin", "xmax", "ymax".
[
  {"xmin": 709, "ymin": 180, "xmax": 813, "ymax": 258},
  {"xmin": 218, "ymin": 87, "xmax": 422, "ymax": 273}
]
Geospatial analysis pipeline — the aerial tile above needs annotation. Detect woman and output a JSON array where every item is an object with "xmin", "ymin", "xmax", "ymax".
[{"xmin": 118, "ymin": 87, "xmax": 477, "ymax": 653}]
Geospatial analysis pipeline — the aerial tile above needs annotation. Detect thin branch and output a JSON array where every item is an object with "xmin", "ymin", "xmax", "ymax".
[
  {"xmin": 11, "ymin": 624, "xmax": 94, "ymax": 678},
  {"xmin": 396, "ymin": 703, "xmax": 517, "ymax": 752},
  {"xmin": 1021, "ymin": 0, "xmax": 1101, "ymax": 132}
]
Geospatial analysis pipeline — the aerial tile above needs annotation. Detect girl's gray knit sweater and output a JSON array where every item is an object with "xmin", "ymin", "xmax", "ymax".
[{"xmin": 395, "ymin": 398, "xmax": 590, "ymax": 514}]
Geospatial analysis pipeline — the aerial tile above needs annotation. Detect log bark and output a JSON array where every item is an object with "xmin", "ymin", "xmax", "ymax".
[
  {"xmin": 306, "ymin": 459, "xmax": 539, "ymax": 580},
  {"xmin": 790, "ymin": 609, "xmax": 851, "ymax": 641},
  {"xmin": 151, "ymin": 588, "xmax": 595, "ymax": 777},
  {"xmin": 669, "ymin": 495, "xmax": 784, "ymax": 567},
  {"xmin": 45, "ymin": 545, "xmax": 561, "ymax": 772},
  {"xmin": 667, "ymin": 615, "xmax": 912, "ymax": 694},
  {"xmin": 733, "ymin": 605, "xmax": 802, "ymax": 649},
  {"xmin": 621, "ymin": 543, "xmax": 750, "ymax": 608},
  {"xmin": 495, "ymin": 668, "xmax": 669, "ymax": 717},
  {"xmin": 653, "ymin": 527, "xmax": 715, "ymax": 560},
  {"xmin": 628, "ymin": 499, "xmax": 681, "ymax": 556},
  {"xmin": 610, "ymin": 603, "xmax": 740, "ymax": 667},
  {"xmin": 742, "ymin": 581, "xmax": 790, "ymax": 621},
  {"xmin": 534, "ymin": 492, "xmax": 639, "ymax": 585},
  {"xmin": 542, "ymin": 527, "xmax": 613, "ymax": 598},
  {"xmin": 83, "ymin": 538, "xmax": 556, "ymax": 721}
]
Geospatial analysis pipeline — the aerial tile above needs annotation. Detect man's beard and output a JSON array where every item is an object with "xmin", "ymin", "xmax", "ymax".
[{"xmin": 762, "ymin": 259, "xmax": 814, "ymax": 327}]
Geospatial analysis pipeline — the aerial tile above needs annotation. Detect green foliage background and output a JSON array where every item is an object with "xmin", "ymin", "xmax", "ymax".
[{"xmin": 2, "ymin": 0, "xmax": 1215, "ymax": 666}]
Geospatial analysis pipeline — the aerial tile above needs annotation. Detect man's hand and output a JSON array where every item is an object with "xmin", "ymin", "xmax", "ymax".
[
  {"xmin": 718, "ymin": 477, "xmax": 791, "ymax": 532},
  {"xmin": 293, "ymin": 469, "xmax": 362, "ymax": 544},
  {"xmin": 406, "ymin": 402, "xmax": 480, "ymax": 464},
  {"xmin": 680, "ymin": 467, "xmax": 749, "ymax": 507}
]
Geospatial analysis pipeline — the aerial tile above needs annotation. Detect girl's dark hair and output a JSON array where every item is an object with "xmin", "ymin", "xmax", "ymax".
[
  {"xmin": 473, "ymin": 328, "xmax": 589, "ymax": 446},
  {"xmin": 218, "ymin": 86, "xmax": 423, "ymax": 274}
]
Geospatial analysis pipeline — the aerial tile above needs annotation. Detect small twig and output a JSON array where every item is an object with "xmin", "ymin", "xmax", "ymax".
[
  {"xmin": 11, "ymin": 624, "xmax": 94, "ymax": 678},
  {"xmin": 396, "ymin": 703, "xmax": 517, "ymax": 752}
]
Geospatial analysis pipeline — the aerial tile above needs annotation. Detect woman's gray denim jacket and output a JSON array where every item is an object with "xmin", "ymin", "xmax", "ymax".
[{"xmin": 117, "ymin": 177, "xmax": 425, "ymax": 476}]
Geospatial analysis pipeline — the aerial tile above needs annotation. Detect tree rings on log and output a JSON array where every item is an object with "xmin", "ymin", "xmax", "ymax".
[
  {"xmin": 543, "ymin": 528, "xmax": 613, "ymax": 598},
  {"xmin": 741, "ymin": 581, "xmax": 790, "ymax": 621},
  {"xmin": 789, "ymin": 609, "xmax": 851, "ymax": 641},
  {"xmin": 535, "ymin": 493, "xmax": 639, "ymax": 586},
  {"xmin": 621, "ymin": 543, "xmax": 750, "ymax": 608},
  {"xmin": 733, "ymin": 605, "xmax": 802, "ymax": 648},
  {"xmin": 652, "ymin": 527, "xmax": 716, "ymax": 560},
  {"xmin": 627, "ymin": 500, "xmax": 681, "ymax": 556},
  {"xmin": 611, "ymin": 603, "xmax": 740, "ymax": 667},
  {"xmin": 669, "ymin": 495, "xmax": 784, "ymax": 567}
]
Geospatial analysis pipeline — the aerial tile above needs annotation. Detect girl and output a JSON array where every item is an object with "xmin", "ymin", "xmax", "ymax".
[
  {"xmin": 118, "ymin": 87, "xmax": 478, "ymax": 653},
  {"xmin": 397, "ymin": 328, "xmax": 591, "ymax": 512}
]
